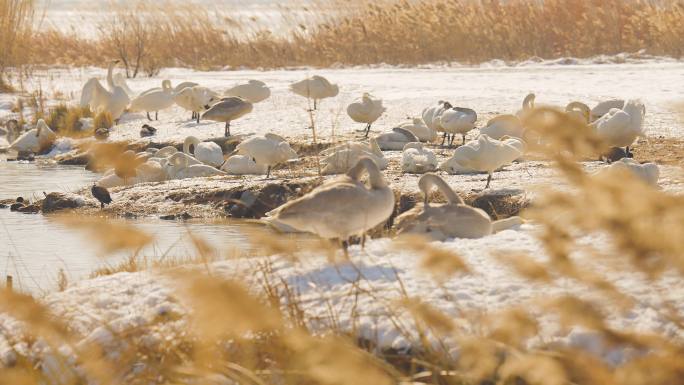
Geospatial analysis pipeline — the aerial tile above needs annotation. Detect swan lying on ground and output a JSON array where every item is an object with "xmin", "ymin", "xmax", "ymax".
[
  {"xmin": 591, "ymin": 99, "xmax": 625, "ymax": 122},
  {"xmin": 184, "ymin": 136, "xmax": 224, "ymax": 168},
  {"xmin": 595, "ymin": 158, "xmax": 659, "ymax": 186},
  {"xmin": 395, "ymin": 173, "xmax": 522, "ymax": 240},
  {"xmin": 290, "ymin": 75, "xmax": 339, "ymax": 110},
  {"xmin": 397, "ymin": 118, "xmax": 437, "ymax": 142},
  {"xmin": 221, "ymin": 155, "xmax": 268, "ymax": 175},
  {"xmin": 202, "ymin": 97, "xmax": 253, "ymax": 137},
  {"xmin": 320, "ymin": 137, "xmax": 388, "ymax": 175},
  {"xmin": 401, "ymin": 142, "xmax": 437, "ymax": 174},
  {"xmin": 439, "ymin": 106, "xmax": 477, "ymax": 146},
  {"xmin": 375, "ymin": 126, "xmax": 419, "ymax": 150},
  {"xmin": 130, "ymin": 80, "xmax": 175, "ymax": 121},
  {"xmin": 233, "ymin": 133, "xmax": 298, "ymax": 178},
  {"xmin": 264, "ymin": 157, "xmax": 394, "ymax": 251},
  {"xmin": 347, "ymin": 93, "xmax": 385, "ymax": 137},
  {"xmin": 480, "ymin": 114, "xmax": 524, "ymax": 140},
  {"xmin": 97, "ymin": 161, "xmax": 167, "ymax": 188},
  {"xmin": 439, "ymin": 134, "xmax": 525, "ymax": 188},
  {"xmin": 174, "ymin": 86, "xmax": 220, "ymax": 123},
  {"xmin": 9, "ymin": 119, "xmax": 56, "ymax": 154},
  {"xmin": 80, "ymin": 61, "xmax": 130, "ymax": 121},
  {"xmin": 224, "ymin": 80, "xmax": 271, "ymax": 103},
  {"xmin": 590, "ymin": 99, "xmax": 646, "ymax": 157},
  {"xmin": 163, "ymin": 152, "xmax": 226, "ymax": 180}
]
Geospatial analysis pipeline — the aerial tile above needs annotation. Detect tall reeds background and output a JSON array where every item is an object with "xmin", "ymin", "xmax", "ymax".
[{"xmin": 2, "ymin": 0, "xmax": 684, "ymax": 82}]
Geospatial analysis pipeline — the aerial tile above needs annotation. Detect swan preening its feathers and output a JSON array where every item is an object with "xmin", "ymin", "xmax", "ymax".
[
  {"xmin": 264, "ymin": 157, "xmax": 394, "ymax": 251},
  {"xmin": 320, "ymin": 138, "xmax": 388, "ymax": 175},
  {"xmin": 395, "ymin": 173, "xmax": 522, "ymax": 240},
  {"xmin": 398, "ymin": 118, "xmax": 437, "ymax": 142},
  {"xmin": 375, "ymin": 126, "xmax": 419, "ymax": 151},
  {"xmin": 232, "ymin": 133, "xmax": 298, "ymax": 177},
  {"xmin": 225, "ymin": 80, "xmax": 271, "ymax": 103},
  {"xmin": 591, "ymin": 99, "xmax": 646, "ymax": 156},
  {"xmin": 9, "ymin": 119, "xmax": 56, "ymax": 154},
  {"xmin": 174, "ymin": 86, "xmax": 220, "ymax": 123},
  {"xmin": 401, "ymin": 142, "xmax": 437, "ymax": 174},
  {"xmin": 347, "ymin": 93, "xmax": 385, "ymax": 137},
  {"xmin": 595, "ymin": 157, "xmax": 659, "ymax": 186},
  {"xmin": 184, "ymin": 136, "xmax": 224, "ymax": 168},
  {"xmin": 202, "ymin": 97, "xmax": 253, "ymax": 137}
]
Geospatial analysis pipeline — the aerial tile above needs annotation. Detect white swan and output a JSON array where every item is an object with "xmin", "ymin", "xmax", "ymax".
[
  {"xmin": 233, "ymin": 133, "xmax": 298, "ymax": 177},
  {"xmin": 97, "ymin": 160, "xmax": 167, "ymax": 188},
  {"xmin": 220, "ymin": 155, "xmax": 268, "ymax": 175},
  {"xmin": 130, "ymin": 80, "xmax": 175, "ymax": 120},
  {"xmin": 398, "ymin": 117, "xmax": 437, "ymax": 142},
  {"xmin": 565, "ymin": 101, "xmax": 591, "ymax": 125},
  {"xmin": 395, "ymin": 173, "xmax": 522, "ymax": 240},
  {"xmin": 174, "ymin": 81, "xmax": 199, "ymax": 94},
  {"xmin": 80, "ymin": 61, "xmax": 130, "ymax": 121},
  {"xmin": 375, "ymin": 126, "xmax": 419, "ymax": 150},
  {"xmin": 163, "ymin": 152, "xmax": 226, "ymax": 180},
  {"xmin": 595, "ymin": 157, "xmax": 659, "ymax": 186},
  {"xmin": 155, "ymin": 146, "xmax": 179, "ymax": 158},
  {"xmin": 9, "ymin": 119, "xmax": 56, "ymax": 154},
  {"xmin": 183, "ymin": 136, "xmax": 224, "ymax": 168},
  {"xmin": 321, "ymin": 137, "xmax": 388, "ymax": 175},
  {"xmin": 224, "ymin": 80, "xmax": 271, "ymax": 103},
  {"xmin": 590, "ymin": 99, "xmax": 646, "ymax": 156},
  {"xmin": 439, "ymin": 134, "xmax": 524, "ymax": 188},
  {"xmin": 264, "ymin": 157, "xmax": 395, "ymax": 250},
  {"xmin": 347, "ymin": 93, "xmax": 386, "ymax": 137},
  {"xmin": 201, "ymin": 97, "xmax": 253, "ymax": 137},
  {"xmin": 174, "ymin": 86, "xmax": 220, "ymax": 123},
  {"xmin": 290, "ymin": 75, "xmax": 339, "ymax": 110},
  {"xmin": 112, "ymin": 73, "xmax": 135, "ymax": 98},
  {"xmin": 439, "ymin": 106, "xmax": 477, "ymax": 146},
  {"xmin": 480, "ymin": 114, "xmax": 524, "ymax": 140},
  {"xmin": 421, "ymin": 101, "xmax": 447, "ymax": 135},
  {"xmin": 591, "ymin": 99, "xmax": 625, "ymax": 122},
  {"xmin": 516, "ymin": 93, "xmax": 536, "ymax": 118},
  {"xmin": 401, "ymin": 142, "xmax": 437, "ymax": 174}
]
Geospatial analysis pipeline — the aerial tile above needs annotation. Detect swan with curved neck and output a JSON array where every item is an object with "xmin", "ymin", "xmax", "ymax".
[
  {"xmin": 174, "ymin": 86, "xmax": 219, "ymax": 123},
  {"xmin": 80, "ymin": 60, "xmax": 130, "ymax": 121},
  {"xmin": 565, "ymin": 101, "xmax": 591, "ymax": 124},
  {"xmin": 232, "ymin": 133, "xmax": 298, "ymax": 178},
  {"xmin": 590, "ymin": 99, "xmax": 646, "ymax": 157},
  {"xmin": 163, "ymin": 152, "xmax": 226, "ymax": 180},
  {"xmin": 9, "ymin": 119, "xmax": 56, "ymax": 154},
  {"xmin": 130, "ymin": 80, "xmax": 175, "ymax": 121},
  {"xmin": 439, "ymin": 106, "xmax": 477, "ymax": 146},
  {"xmin": 398, "ymin": 117, "xmax": 437, "ymax": 142},
  {"xmin": 201, "ymin": 96, "xmax": 253, "ymax": 137},
  {"xmin": 320, "ymin": 137, "xmax": 388, "ymax": 175},
  {"xmin": 183, "ymin": 136, "xmax": 224, "ymax": 168},
  {"xmin": 264, "ymin": 157, "xmax": 395, "ymax": 251},
  {"xmin": 375, "ymin": 126, "xmax": 419, "ymax": 150},
  {"xmin": 347, "ymin": 92, "xmax": 386, "ymax": 137},
  {"xmin": 395, "ymin": 173, "xmax": 521, "ymax": 240},
  {"xmin": 480, "ymin": 114, "xmax": 524, "ymax": 140}
]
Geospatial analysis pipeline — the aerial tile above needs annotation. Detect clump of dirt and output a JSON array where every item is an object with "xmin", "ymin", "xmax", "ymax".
[{"xmin": 632, "ymin": 137, "xmax": 684, "ymax": 167}]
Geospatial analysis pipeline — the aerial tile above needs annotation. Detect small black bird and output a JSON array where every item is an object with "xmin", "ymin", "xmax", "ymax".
[
  {"xmin": 600, "ymin": 147, "xmax": 633, "ymax": 163},
  {"xmin": 91, "ymin": 184, "xmax": 112, "ymax": 209},
  {"xmin": 140, "ymin": 124, "xmax": 157, "ymax": 138}
]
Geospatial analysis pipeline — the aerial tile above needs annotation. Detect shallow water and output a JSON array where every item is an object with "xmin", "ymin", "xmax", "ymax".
[{"xmin": 0, "ymin": 156, "xmax": 254, "ymax": 294}]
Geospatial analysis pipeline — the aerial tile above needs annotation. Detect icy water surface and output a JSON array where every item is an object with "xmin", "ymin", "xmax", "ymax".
[{"xmin": 0, "ymin": 156, "xmax": 254, "ymax": 294}]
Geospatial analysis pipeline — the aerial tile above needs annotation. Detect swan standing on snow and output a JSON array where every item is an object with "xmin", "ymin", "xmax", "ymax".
[
  {"xmin": 201, "ymin": 96, "xmax": 253, "ymax": 137},
  {"xmin": 320, "ymin": 137, "xmax": 388, "ymax": 175},
  {"xmin": 174, "ymin": 86, "xmax": 219, "ymax": 123},
  {"xmin": 439, "ymin": 106, "xmax": 477, "ymax": 146},
  {"xmin": 225, "ymin": 80, "xmax": 271, "ymax": 103},
  {"xmin": 130, "ymin": 80, "xmax": 175, "ymax": 121},
  {"xmin": 480, "ymin": 114, "xmax": 524, "ymax": 140},
  {"xmin": 290, "ymin": 75, "xmax": 339, "ymax": 110},
  {"xmin": 264, "ymin": 157, "xmax": 395, "ymax": 252},
  {"xmin": 112, "ymin": 73, "xmax": 135, "ymax": 98},
  {"xmin": 375, "ymin": 126, "xmax": 419, "ymax": 150},
  {"xmin": 232, "ymin": 133, "xmax": 298, "ymax": 178},
  {"xmin": 401, "ymin": 142, "xmax": 437, "ymax": 174},
  {"xmin": 347, "ymin": 93, "xmax": 386, "ymax": 137},
  {"xmin": 163, "ymin": 152, "xmax": 226, "ymax": 180},
  {"xmin": 595, "ymin": 158, "xmax": 659, "ymax": 186},
  {"xmin": 591, "ymin": 99, "xmax": 625, "ymax": 122},
  {"xmin": 80, "ymin": 60, "xmax": 130, "ymax": 121},
  {"xmin": 9, "ymin": 119, "xmax": 56, "ymax": 154},
  {"xmin": 183, "ymin": 136, "xmax": 224, "ymax": 167},
  {"xmin": 590, "ymin": 99, "xmax": 646, "ymax": 157},
  {"xmin": 395, "ymin": 173, "xmax": 522, "ymax": 240},
  {"xmin": 440, "ymin": 134, "xmax": 525, "ymax": 189},
  {"xmin": 398, "ymin": 118, "xmax": 437, "ymax": 142}
]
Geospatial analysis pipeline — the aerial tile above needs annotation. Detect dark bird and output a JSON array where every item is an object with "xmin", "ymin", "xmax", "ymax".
[
  {"xmin": 140, "ymin": 124, "xmax": 157, "ymax": 138},
  {"xmin": 600, "ymin": 147, "xmax": 633, "ymax": 163},
  {"xmin": 91, "ymin": 184, "xmax": 112, "ymax": 209},
  {"xmin": 95, "ymin": 127, "xmax": 110, "ymax": 140}
]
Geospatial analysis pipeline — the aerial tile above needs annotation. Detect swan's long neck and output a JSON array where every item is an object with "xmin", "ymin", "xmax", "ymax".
[
  {"xmin": 162, "ymin": 80, "xmax": 172, "ymax": 93},
  {"xmin": 393, "ymin": 126, "xmax": 419, "ymax": 142},
  {"xmin": 346, "ymin": 157, "xmax": 387, "ymax": 189},
  {"xmin": 106, "ymin": 62, "xmax": 116, "ymax": 90},
  {"xmin": 419, "ymin": 173, "xmax": 463, "ymax": 205},
  {"xmin": 183, "ymin": 136, "xmax": 200, "ymax": 155},
  {"xmin": 369, "ymin": 138, "xmax": 382, "ymax": 156},
  {"xmin": 523, "ymin": 93, "xmax": 535, "ymax": 110}
]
